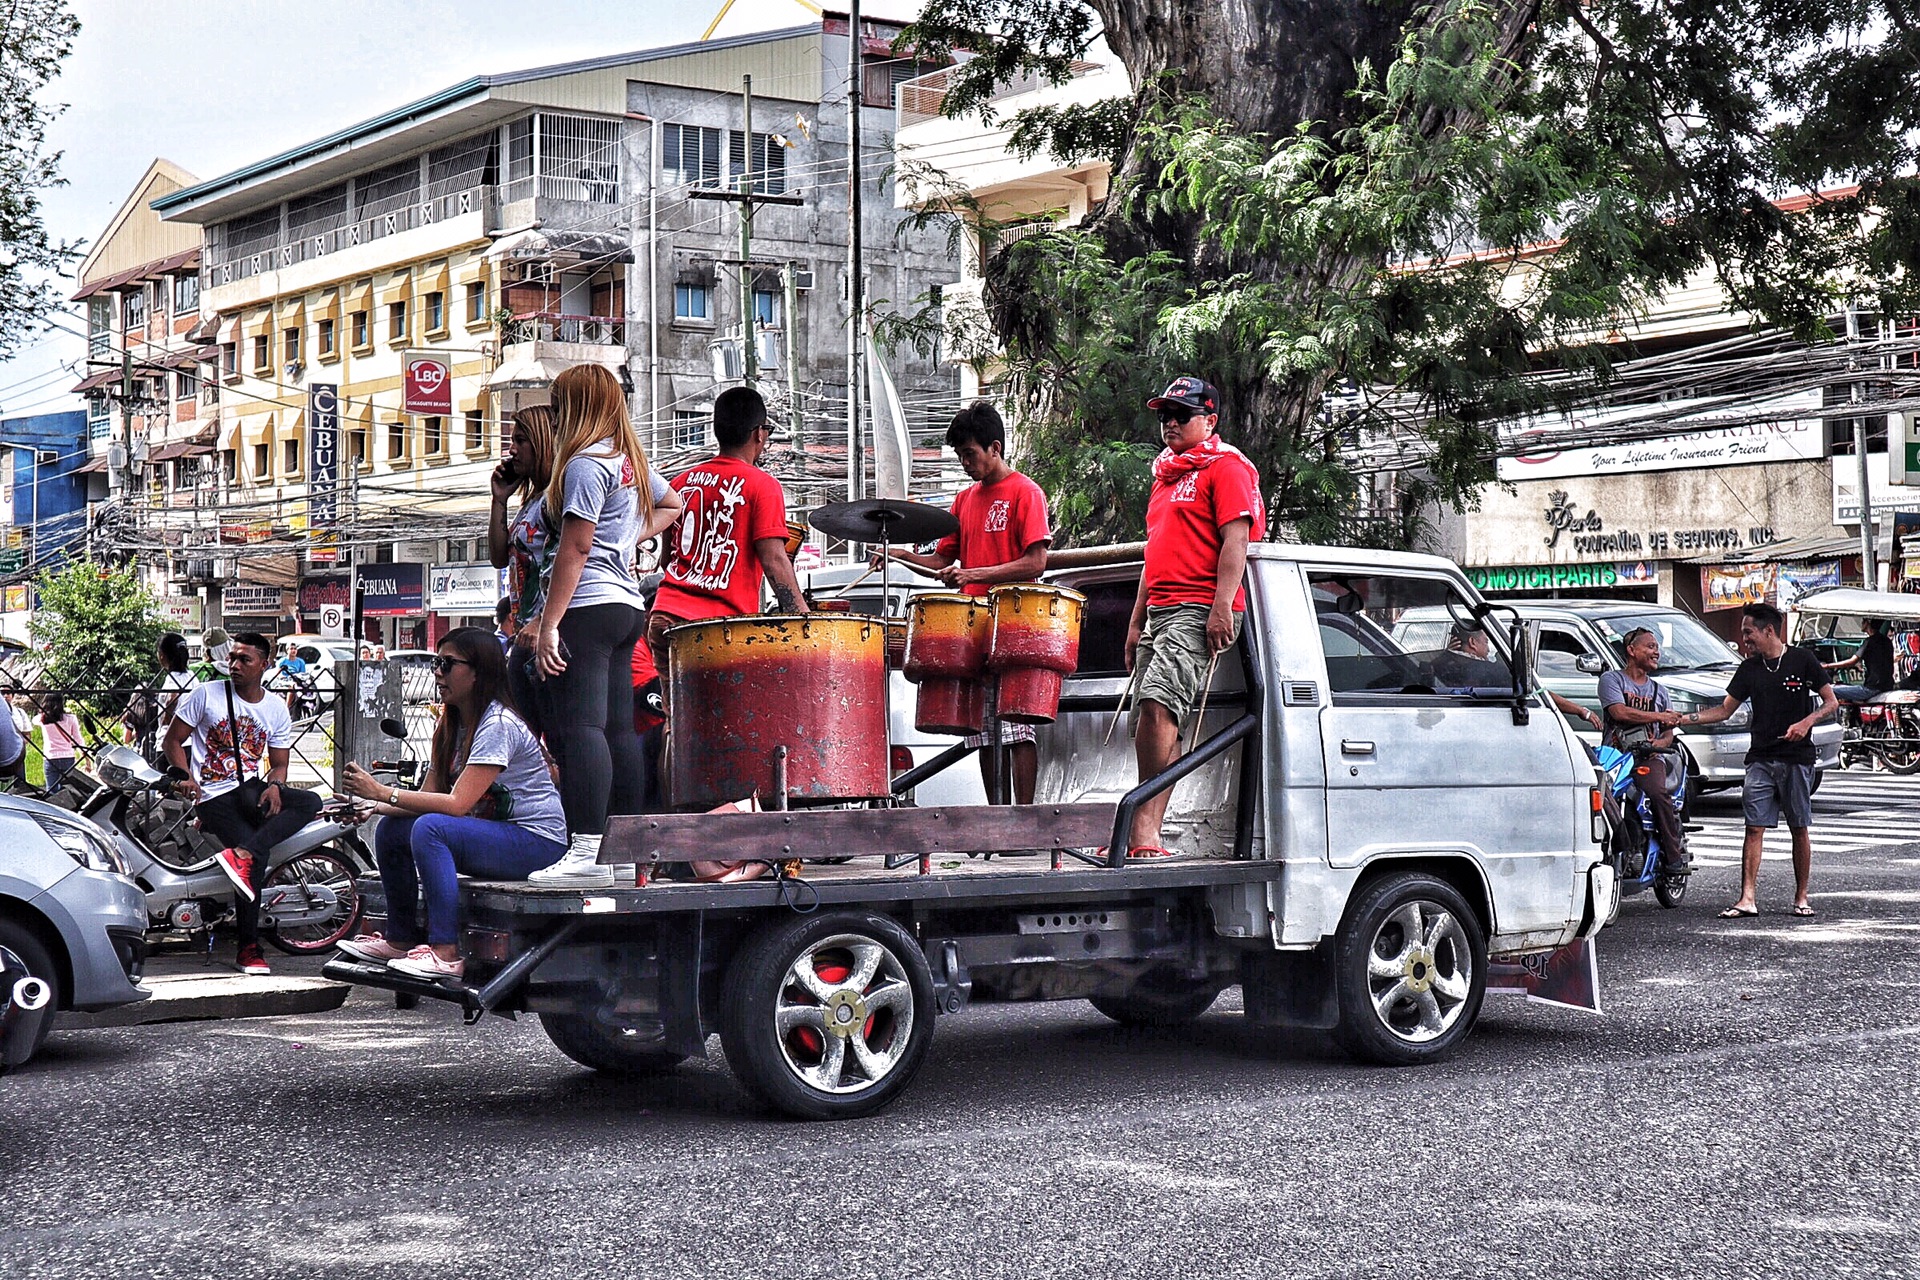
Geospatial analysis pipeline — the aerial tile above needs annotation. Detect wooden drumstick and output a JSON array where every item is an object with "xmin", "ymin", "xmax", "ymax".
[
  {"xmin": 1183, "ymin": 651, "xmax": 1223, "ymax": 753},
  {"xmin": 1105, "ymin": 668, "xmax": 1141, "ymax": 746},
  {"xmin": 827, "ymin": 564, "xmax": 880, "ymax": 599}
]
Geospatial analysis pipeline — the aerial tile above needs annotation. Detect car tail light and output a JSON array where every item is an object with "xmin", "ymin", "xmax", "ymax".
[{"xmin": 1590, "ymin": 786, "xmax": 1606, "ymax": 844}]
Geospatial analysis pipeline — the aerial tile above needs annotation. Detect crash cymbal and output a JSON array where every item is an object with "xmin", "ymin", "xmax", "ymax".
[{"xmin": 808, "ymin": 497, "xmax": 958, "ymax": 545}]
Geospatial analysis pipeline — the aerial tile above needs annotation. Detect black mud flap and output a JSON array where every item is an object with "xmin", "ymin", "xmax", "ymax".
[{"xmin": 1241, "ymin": 947, "xmax": 1338, "ymax": 1030}]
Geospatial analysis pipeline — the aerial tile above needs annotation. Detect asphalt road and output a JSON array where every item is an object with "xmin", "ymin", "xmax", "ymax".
[{"xmin": 5, "ymin": 790, "xmax": 1919, "ymax": 1278}]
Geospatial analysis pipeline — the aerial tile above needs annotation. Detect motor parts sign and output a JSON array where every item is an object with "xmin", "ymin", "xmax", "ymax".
[{"xmin": 403, "ymin": 354, "xmax": 452, "ymax": 415}]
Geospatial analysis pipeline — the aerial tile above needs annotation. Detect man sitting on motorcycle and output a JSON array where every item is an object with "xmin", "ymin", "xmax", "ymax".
[
  {"xmin": 1599, "ymin": 627, "xmax": 1689, "ymax": 877},
  {"xmin": 161, "ymin": 631, "xmax": 324, "ymax": 976},
  {"xmin": 1825, "ymin": 617, "xmax": 1897, "ymax": 705}
]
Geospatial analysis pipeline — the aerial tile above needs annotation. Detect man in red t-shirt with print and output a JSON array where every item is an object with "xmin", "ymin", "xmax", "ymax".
[
  {"xmin": 1123, "ymin": 375, "xmax": 1265, "ymax": 858},
  {"xmin": 649, "ymin": 386, "xmax": 810, "ymax": 680},
  {"xmin": 882, "ymin": 401, "xmax": 1052, "ymax": 803}
]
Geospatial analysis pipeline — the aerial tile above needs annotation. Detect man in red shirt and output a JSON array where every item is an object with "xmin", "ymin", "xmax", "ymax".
[
  {"xmin": 1123, "ymin": 376, "xmax": 1265, "ymax": 857},
  {"xmin": 649, "ymin": 386, "xmax": 809, "ymax": 679},
  {"xmin": 882, "ymin": 402, "xmax": 1052, "ymax": 803}
]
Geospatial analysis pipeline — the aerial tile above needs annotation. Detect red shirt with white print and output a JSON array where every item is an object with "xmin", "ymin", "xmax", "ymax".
[
  {"xmin": 934, "ymin": 470, "xmax": 1052, "ymax": 597},
  {"xmin": 1143, "ymin": 436, "xmax": 1265, "ymax": 610},
  {"xmin": 652, "ymin": 456, "xmax": 791, "ymax": 621}
]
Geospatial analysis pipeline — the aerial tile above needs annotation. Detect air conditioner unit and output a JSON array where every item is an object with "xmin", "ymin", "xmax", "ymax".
[
  {"xmin": 792, "ymin": 267, "xmax": 815, "ymax": 291},
  {"xmin": 710, "ymin": 337, "xmax": 743, "ymax": 382},
  {"xmin": 34, "ymin": 450, "xmax": 57, "ymax": 466}
]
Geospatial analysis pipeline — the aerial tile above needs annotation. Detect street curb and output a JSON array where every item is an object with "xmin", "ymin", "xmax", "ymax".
[{"xmin": 57, "ymin": 974, "xmax": 350, "ymax": 1029}]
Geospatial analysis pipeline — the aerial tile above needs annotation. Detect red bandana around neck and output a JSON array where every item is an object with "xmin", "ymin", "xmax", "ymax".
[{"xmin": 1153, "ymin": 432, "xmax": 1238, "ymax": 484}]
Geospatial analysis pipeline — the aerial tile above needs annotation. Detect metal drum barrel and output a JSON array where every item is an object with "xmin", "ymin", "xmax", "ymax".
[
  {"xmin": 986, "ymin": 585, "xmax": 1087, "ymax": 723},
  {"xmin": 904, "ymin": 592, "xmax": 991, "ymax": 735},
  {"xmin": 666, "ymin": 615, "xmax": 888, "ymax": 807}
]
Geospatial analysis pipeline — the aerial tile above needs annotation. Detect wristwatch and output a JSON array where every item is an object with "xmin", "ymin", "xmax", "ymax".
[{"xmin": 389, "ymin": 788, "xmax": 400, "ymax": 806}]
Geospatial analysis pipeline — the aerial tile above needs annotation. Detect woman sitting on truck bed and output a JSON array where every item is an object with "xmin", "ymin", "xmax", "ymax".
[{"xmin": 335, "ymin": 627, "xmax": 570, "ymax": 980}]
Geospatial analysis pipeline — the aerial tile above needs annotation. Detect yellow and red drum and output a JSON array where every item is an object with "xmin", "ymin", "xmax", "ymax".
[
  {"xmin": 903, "ymin": 592, "xmax": 992, "ymax": 735},
  {"xmin": 986, "ymin": 584, "xmax": 1086, "ymax": 723},
  {"xmin": 666, "ymin": 614, "xmax": 888, "ymax": 807}
]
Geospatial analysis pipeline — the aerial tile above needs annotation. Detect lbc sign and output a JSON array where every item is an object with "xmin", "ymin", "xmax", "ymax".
[{"xmin": 402, "ymin": 354, "xmax": 452, "ymax": 415}]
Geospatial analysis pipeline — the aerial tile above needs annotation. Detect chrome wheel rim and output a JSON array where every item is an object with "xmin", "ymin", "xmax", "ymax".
[
  {"xmin": 775, "ymin": 933, "xmax": 915, "ymax": 1095},
  {"xmin": 262, "ymin": 853, "xmax": 359, "ymax": 948},
  {"xmin": 1366, "ymin": 900, "xmax": 1472, "ymax": 1044}
]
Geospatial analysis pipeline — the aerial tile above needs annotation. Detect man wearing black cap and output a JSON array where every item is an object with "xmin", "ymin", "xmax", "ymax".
[{"xmin": 1123, "ymin": 376, "xmax": 1266, "ymax": 858}]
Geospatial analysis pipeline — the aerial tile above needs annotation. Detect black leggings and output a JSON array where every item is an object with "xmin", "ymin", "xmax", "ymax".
[{"xmin": 544, "ymin": 602, "xmax": 644, "ymax": 836}]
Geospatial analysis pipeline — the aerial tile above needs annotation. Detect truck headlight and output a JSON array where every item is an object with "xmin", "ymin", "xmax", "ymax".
[{"xmin": 32, "ymin": 814, "xmax": 127, "ymax": 875}]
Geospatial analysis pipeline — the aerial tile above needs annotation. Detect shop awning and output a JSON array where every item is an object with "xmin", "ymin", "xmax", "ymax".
[
  {"xmin": 487, "ymin": 227, "xmax": 634, "ymax": 266},
  {"xmin": 74, "ymin": 456, "xmax": 109, "ymax": 474},
  {"xmin": 485, "ymin": 354, "xmax": 563, "ymax": 389},
  {"xmin": 147, "ymin": 441, "xmax": 213, "ymax": 463},
  {"xmin": 1685, "ymin": 532, "xmax": 1890, "ymax": 565},
  {"xmin": 70, "ymin": 368, "xmax": 119, "ymax": 393}
]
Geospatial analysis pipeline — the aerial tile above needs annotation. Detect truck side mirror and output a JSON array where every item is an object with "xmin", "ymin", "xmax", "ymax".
[
  {"xmin": 1484, "ymin": 606, "xmax": 1533, "ymax": 727},
  {"xmin": 1575, "ymin": 653, "xmax": 1608, "ymax": 676}
]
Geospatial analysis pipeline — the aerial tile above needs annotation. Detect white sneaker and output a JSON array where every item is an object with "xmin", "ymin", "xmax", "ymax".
[{"xmin": 526, "ymin": 834, "xmax": 614, "ymax": 888}]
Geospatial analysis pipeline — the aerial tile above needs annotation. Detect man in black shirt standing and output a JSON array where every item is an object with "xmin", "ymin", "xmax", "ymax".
[
  {"xmin": 1686, "ymin": 602, "xmax": 1838, "ymax": 919},
  {"xmin": 1824, "ymin": 616, "xmax": 1897, "ymax": 703}
]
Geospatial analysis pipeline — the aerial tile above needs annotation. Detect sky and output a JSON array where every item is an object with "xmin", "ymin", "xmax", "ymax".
[{"xmin": 0, "ymin": 0, "xmax": 925, "ymax": 422}]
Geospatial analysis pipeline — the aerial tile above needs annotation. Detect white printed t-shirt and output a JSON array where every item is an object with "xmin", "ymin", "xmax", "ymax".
[{"xmin": 171, "ymin": 681, "xmax": 294, "ymax": 800}]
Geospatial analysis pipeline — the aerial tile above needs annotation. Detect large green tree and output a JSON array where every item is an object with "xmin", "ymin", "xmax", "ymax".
[
  {"xmin": 906, "ymin": 0, "xmax": 1920, "ymax": 545},
  {"xmin": 29, "ymin": 562, "xmax": 163, "ymax": 716},
  {"xmin": 0, "ymin": 0, "xmax": 80, "ymax": 361}
]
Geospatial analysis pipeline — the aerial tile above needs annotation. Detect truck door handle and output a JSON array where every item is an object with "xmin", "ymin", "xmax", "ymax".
[{"xmin": 1341, "ymin": 739, "xmax": 1375, "ymax": 756}]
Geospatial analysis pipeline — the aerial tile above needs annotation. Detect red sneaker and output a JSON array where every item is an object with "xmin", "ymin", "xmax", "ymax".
[
  {"xmin": 213, "ymin": 847, "xmax": 257, "ymax": 902},
  {"xmin": 236, "ymin": 943, "xmax": 271, "ymax": 976}
]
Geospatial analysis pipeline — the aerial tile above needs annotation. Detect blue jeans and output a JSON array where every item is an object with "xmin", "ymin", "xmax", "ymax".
[
  {"xmin": 1833, "ymin": 684, "xmax": 1881, "ymax": 704},
  {"xmin": 374, "ymin": 814, "xmax": 566, "ymax": 947}
]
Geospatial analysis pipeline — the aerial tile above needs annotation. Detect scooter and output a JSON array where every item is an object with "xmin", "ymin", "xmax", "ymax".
[
  {"xmin": 80, "ymin": 745, "xmax": 371, "ymax": 955},
  {"xmin": 1596, "ymin": 742, "xmax": 1690, "ymax": 917}
]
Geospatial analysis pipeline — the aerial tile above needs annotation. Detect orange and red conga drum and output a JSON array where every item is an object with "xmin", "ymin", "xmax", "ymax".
[
  {"xmin": 903, "ymin": 592, "xmax": 991, "ymax": 735},
  {"xmin": 986, "ymin": 584, "xmax": 1086, "ymax": 723}
]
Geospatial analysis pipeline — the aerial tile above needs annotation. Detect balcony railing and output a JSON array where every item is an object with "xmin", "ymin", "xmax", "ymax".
[
  {"xmin": 501, "ymin": 312, "xmax": 626, "ymax": 345},
  {"xmin": 204, "ymin": 185, "xmax": 494, "ymax": 288}
]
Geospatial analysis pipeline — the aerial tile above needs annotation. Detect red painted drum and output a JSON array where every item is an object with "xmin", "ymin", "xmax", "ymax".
[
  {"xmin": 904, "ymin": 592, "xmax": 991, "ymax": 735},
  {"xmin": 986, "ymin": 585, "xmax": 1087, "ymax": 723},
  {"xmin": 666, "ymin": 615, "xmax": 888, "ymax": 807}
]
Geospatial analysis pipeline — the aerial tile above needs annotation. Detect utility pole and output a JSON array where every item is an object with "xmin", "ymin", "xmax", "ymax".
[
  {"xmin": 783, "ymin": 261, "xmax": 803, "ymax": 441},
  {"xmin": 740, "ymin": 75, "xmax": 757, "ymax": 388},
  {"xmin": 1848, "ymin": 308, "xmax": 1880, "ymax": 587},
  {"xmin": 689, "ymin": 74, "xmax": 801, "ymax": 391},
  {"xmin": 846, "ymin": 0, "xmax": 865, "ymax": 502},
  {"xmin": 117, "ymin": 342, "xmax": 135, "ymax": 496}
]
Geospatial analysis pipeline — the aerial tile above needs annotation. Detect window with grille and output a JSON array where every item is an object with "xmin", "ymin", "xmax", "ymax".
[
  {"xmin": 175, "ymin": 371, "xmax": 197, "ymax": 401},
  {"xmin": 426, "ymin": 291, "xmax": 445, "ymax": 332},
  {"xmin": 318, "ymin": 318, "xmax": 335, "ymax": 356},
  {"xmin": 223, "ymin": 206, "xmax": 280, "ymax": 256},
  {"xmin": 357, "ymin": 158, "xmax": 421, "ymax": 219},
  {"xmin": 287, "ymin": 184, "xmax": 350, "ymax": 237},
  {"xmin": 673, "ymin": 410, "xmax": 707, "ymax": 449},
  {"xmin": 221, "ymin": 344, "xmax": 238, "ymax": 376},
  {"xmin": 150, "ymin": 281, "xmax": 167, "ymax": 319},
  {"xmin": 173, "ymin": 273, "xmax": 198, "ymax": 313},
  {"xmin": 424, "ymin": 415, "xmax": 444, "ymax": 455},
  {"xmin": 506, "ymin": 118, "xmax": 534, "ymax": 186},
  {"xmin": 465, "ymin": 409, "xmax": 486, "ymax": 452},
  {"xmin": 727, "ymin": 131, "xmax": 787, "ymax": 195},
  {"xmin": 427, "ymin": 132, "xmax": 498, "ymax": 197},
  {"xmin": 284, "ymin": 327, "xmax": 301, "ymax": 363},
  {"xmin": 388, "ymin": 301, "xmax": 407, "ymax": 342},
  {"xmin": 124, "ymin": 290, "xmax": 146, "ymax": 330},
  {"xmin": 465, "ymin": 281, "xmax": 486, "ymax": 323},
  {"xmin": 252, "ymin": 334, "xmax": 270, "ymax": 371},
  {"xmin": 538, "ymin": 112, "xmax": 622, "ymax": 202},
  {"xmin": 352, "ymin": 311, "xmax": 369, "ymax": 348},
  {"xmin": 754, "ymin": 288, "xmax": 780, "ymax": 327},
  {"xmin": 663, "ymin": 123, "xmax": 723, "ymax": 188},
  {"xmin": 88, "ymin": 297, "xmax": 112, "ymax": 354}
]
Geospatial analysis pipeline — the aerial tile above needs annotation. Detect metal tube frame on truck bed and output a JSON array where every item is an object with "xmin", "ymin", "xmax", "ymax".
[{"xmin": 322, "ymin": 626, "xmax": 1272, "ymax": 1045}]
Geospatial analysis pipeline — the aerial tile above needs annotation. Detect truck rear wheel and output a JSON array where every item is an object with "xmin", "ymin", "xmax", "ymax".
[
  {"xmin": 538, "ymin": 1013, "xmax": 688, "ymax": 1077},
  {"xmin": 1332, "ymin": 872, "xmax": 1486, "ymax": 1066},
  {"xmin": 1088, "ymin": 968, "xmax": 1223, "ymax": 1028},
  {"xmin": 719, "ymin": 911, "xmax": 934, "ymax": 1121}
]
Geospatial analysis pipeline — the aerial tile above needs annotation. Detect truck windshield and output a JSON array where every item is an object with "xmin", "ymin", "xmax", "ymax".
[{"xmin": 1592, "ymin": 613, "xmax": 1737, "ymax": 672}]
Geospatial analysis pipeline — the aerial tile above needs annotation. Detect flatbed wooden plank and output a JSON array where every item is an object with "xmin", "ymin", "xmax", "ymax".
[
  {"xmin": 601, "ymin": 803, "xmax": 1116, "ymax": 864},
  {"xmin": 462, "ymin": 855, "xmax": 1281, "ymax": 917}
]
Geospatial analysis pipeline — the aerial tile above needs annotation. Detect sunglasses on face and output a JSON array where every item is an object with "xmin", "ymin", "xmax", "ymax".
[
  {"xmin": 431, "ymin": 655, "xmax": 473, "ymax": 676},
  {"xmin": 1157, "ymin": 406, "xmax": 1199, "ymax": 425}
]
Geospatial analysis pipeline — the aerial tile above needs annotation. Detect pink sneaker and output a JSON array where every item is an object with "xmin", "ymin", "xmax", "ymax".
[
  {"xmin": 336, "ymin": 933, "xmax": 409, "ymax": 963},
  {"xmin": 389, "ymin": 946, "xmax": 465, "ymax": 981}
]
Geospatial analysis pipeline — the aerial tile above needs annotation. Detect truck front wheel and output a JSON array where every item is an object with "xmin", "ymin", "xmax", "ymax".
[
  {"xmin": 538, "ymin": 1013, "xmax": 688, "ymax": 1077},
  {"xmin": 1332, "ymin": 872, "xmax": 1487, "ymax": 1066},
  {"xmin": 719, "ymin": 911, "xmax": 934, "ymax": 1120}
]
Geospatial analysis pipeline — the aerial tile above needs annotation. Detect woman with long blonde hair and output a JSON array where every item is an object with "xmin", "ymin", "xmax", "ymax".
[{"xmin": 526, "ymin": 364, "xmax": 683, "ymax": 886}]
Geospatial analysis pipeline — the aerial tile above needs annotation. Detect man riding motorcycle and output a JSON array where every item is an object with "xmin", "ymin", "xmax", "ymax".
[{"xmin": 1600, "ymin": 627, "xmax": 1689, "ymax": 877}]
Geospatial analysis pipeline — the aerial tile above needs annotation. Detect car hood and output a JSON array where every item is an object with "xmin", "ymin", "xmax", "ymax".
[{"xmin": 1656, "ymin": 669, "xmax": 1739, "ymax": 700}]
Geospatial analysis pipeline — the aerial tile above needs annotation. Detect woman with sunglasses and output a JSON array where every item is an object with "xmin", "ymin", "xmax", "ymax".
[
  {"xmin": 335, "ymin": 627, "xmax": 568, "ymax": 980},
  {"xmin": 488, "ymin": 404, "xmax": 558, "ymax": 734}
]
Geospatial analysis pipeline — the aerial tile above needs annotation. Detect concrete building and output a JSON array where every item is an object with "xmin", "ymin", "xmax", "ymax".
[
  {"xmin": 153, "ymin": 16, "xmax": 957, "ymax": 643},
  {"xmin": 70, "ymin": 159, "xmax": 216, "ymax": 611}
]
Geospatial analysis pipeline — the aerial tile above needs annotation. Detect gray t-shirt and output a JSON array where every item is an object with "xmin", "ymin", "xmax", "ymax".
[
  {"xmin": 1598, "ymin": 669, "xmax": 1670, "ymax": 749},
  {"xmin": 552, "ymin": 448, "xmax": 673, "ymax": 610},
  {"xmin": 463, "ymin": 704, "xmax": 568, "ymax": 847}
]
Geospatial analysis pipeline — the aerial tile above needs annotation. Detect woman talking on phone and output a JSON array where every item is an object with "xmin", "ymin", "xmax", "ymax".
[
  {"xmin": 487, "ymin": 404, "xmax": 559, "ymax": 733},
  {"xmin": 525, "ymin": 364, "xmax": 681, "ymax": 888}
]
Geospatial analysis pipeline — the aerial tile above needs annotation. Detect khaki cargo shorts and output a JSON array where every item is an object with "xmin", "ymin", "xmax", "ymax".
[{"xmin": 1132, "ymin": 603, "xmax": 1240, "ymax": 724}]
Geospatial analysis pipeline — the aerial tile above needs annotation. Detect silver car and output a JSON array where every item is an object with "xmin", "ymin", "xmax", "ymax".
[{"xmin": 0, "ymin": 790, "xmax": 148, "ymax": 1072}]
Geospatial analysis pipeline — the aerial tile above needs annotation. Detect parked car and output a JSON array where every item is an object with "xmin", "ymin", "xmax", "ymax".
[
  {"xmin": 1392, "ymin": 599, "xmax": 1843, "ymax": 791},
  {"xmin": 0, "ymin": 789, "xmax": 147, "ymax": 1072}
]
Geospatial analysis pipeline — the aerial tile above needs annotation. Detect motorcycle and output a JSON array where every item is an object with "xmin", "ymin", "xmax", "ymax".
[
  {"xmin": 1596, "ymin": 742, "xmax": 1690, "ymax": 917},
  {"xmin": 80, "ymin": 745, "xmax": 371, "ymax": 955},
  {"xmin": 1835, "ymin": 690, "xmax": 1920, "ymax": 775}
]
